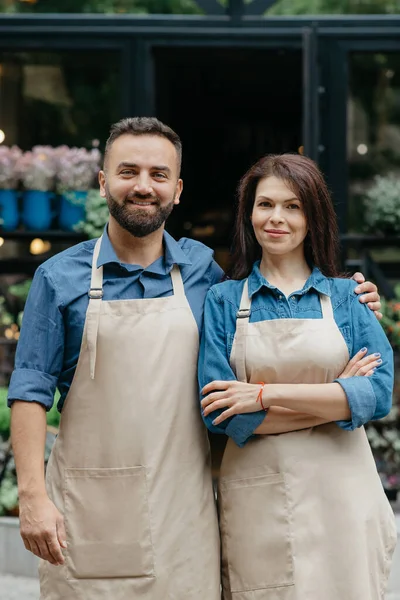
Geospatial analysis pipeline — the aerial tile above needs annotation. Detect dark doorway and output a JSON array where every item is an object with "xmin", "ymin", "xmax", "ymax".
[{"xmin": 154, "ymin": 45, "xmax": 303, "ymax": 266}]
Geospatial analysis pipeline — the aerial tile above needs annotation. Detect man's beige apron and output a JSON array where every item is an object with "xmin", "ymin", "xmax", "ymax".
[
  {"xmin": 218, "ymin": 280, "xmax": 397, "ymax": 600},
  {"xmin": 39, "ymin": 236, "xmax": 221, "ymax": 600}
]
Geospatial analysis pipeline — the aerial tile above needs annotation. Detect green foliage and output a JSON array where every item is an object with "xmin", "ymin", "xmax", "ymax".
[
  {"xmin": 0, "ymin": 297, "xmax": 14, "ymax": 329},
  {"xmin": 380, "ymin": 285, "xmax": 400, "ymax": 352},
  {"xmin": 0, "ymin": 389, "xmax": 60, "ymax": 515},
  {"xmin": 0, "ymin": 474, "xmax": 19, "ymax": 515},
  {"xmin": 75, "ymin": 188, "xmax": 109, "ymax": 239},
  {"xmin": 1, "ymin": 0, "xmax": 400, "ymax": 15},
  {"xmin": 0, "ymin": 0, "xmax": 202, "ymax": 14},
  {"xmin": 366, "ymin": 404, "xmax": 400, "ymax": 489},
  {"xmin": 8, "ymin": 280, "xmax": 32, "ymax": 303},
  {"xmin": 363, "ymin": 174, "xmax": 400, "ymax": 234},
  {"xmin": 268, "ymin": 0, "xmax": 400, "ymax": 15},
  {"xmin": 0, "ymin": 387, "xmax": 60, "ymax": 438}
]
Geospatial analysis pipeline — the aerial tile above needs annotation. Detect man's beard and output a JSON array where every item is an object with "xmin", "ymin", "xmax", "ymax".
[{"xmin": 106, "ymin": 187, "xmax": 176, "ymax": 238}]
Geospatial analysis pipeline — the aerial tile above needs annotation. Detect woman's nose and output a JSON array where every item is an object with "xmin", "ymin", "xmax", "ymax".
[{"xmin": 270, "ymin": 208, "xmax": 284, "ymax": 223}]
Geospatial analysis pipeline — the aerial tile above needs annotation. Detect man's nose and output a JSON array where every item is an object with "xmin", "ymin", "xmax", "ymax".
[{"xmin": 134, "ymin": 175, "xmax": 153, "ymax": 194}]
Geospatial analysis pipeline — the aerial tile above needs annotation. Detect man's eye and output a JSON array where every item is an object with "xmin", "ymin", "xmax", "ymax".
[
  {"xmin": 154, "ymin": 172, "xmax": 167, "ymax": 179},
  {"xmin": 121, "ymin": 170, "xmax": 134, "ymax": 175}
]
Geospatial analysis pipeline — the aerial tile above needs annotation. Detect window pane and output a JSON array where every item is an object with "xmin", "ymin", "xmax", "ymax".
[
  {"xmin": 348, "ymin": 52, "xmax": 400, "ymax": 233},
  {"xmin": 0, "ymin": 50, "xmax": 121, "ymax": 149}
]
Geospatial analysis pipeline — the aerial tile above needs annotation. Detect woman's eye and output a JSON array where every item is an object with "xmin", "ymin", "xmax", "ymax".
[
  {"xmin": 259, "ymin": 201, "xmax": 272, "ymax": 207},
  {"xmin": 288, "ymin": 204, "xmax": 300, "ymax": 210}
]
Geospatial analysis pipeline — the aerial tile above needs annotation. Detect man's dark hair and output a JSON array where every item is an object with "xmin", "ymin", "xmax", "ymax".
[{"xmin": 104, "ymin": 117, "xmax": 182, "ymax": 174}]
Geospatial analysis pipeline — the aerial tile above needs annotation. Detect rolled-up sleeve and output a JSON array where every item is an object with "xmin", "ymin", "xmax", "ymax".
[
  {"xmin": 335, "ymin": 290, "xmax": 394, "ymax": 430},
  {"xmin": 7, "ymin": 266, "xmax": 64, "ymax": 411},
  {"xmin": 198, "ymin": 287, "xmax": 265, "ymax": 447}
]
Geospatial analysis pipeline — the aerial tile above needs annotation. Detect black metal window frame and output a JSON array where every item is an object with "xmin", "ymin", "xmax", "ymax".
[
  {"xmin": 317, "ymin": 32, "xmax": 400, "ymax": 232},
  {"xmin": 1, "ymin": 14, "xmax": 400, "ymax": 235}
]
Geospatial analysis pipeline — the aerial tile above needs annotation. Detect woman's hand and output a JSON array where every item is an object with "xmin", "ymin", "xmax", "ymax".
[
  {"xmin": 338, "ymin": 347, "xmax": 382, "ymax": 379},
  {"xmin": 201, "ymin": 380, "xmax": 262, "ymax": 425},
  {"xmin": 201, "ymin": 349, "xmax": 381, "ymax": 425}
]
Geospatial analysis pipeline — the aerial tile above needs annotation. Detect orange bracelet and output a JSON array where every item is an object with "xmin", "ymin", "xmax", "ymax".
[{"xmin": 256, "ymin": 382, "xmax": 267, "ymax": 411}]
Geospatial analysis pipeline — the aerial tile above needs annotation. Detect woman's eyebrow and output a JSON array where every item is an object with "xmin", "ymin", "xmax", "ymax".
[{"xmin": 256, "ymin": 195, "xmax": 299, "ymax": 202}]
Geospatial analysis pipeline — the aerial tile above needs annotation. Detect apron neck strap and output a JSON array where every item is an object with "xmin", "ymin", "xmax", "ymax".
[
  {"xmin": 234, "ymin": 279, "xmax": 251, "ymax": 383},
  {"xmin": 86, "ymin": 236, "xmax": 104, "ymax": 380},
  {"xmin": 170, "ymin": 265, "xmax": 184, "ymax": 298},
  {"xmin": 320, "ymin": 293, "xmax": 334, "ymax": 320},
  {"xmin": 89, "ymin": 236, "xmax": 104, "ymax": 298}
]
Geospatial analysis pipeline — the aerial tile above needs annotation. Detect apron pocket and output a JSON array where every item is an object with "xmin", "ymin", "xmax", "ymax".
[
  {"xmin": 64, "ymin": 466, "xmax": 154, "ymax": 579},
  {"xmin": 219, "ymin": 472, "xmax": 294, "ymax": 594}
]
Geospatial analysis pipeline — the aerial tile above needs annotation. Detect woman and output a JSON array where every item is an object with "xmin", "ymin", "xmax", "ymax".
[{"xmin": 198, "ymin": 154, "xmax": 397, "ymax": 600}]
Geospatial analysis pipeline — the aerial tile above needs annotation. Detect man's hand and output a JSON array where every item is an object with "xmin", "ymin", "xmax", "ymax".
[
  {"xmin": 19, "ymin": 492, "xmax": 67, "ymax": 566},
  {"xmin": 352, "ymin": 272, "xmax": 382, "ymax": 320}
]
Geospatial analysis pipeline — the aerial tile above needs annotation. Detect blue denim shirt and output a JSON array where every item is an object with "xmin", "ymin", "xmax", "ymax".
[
  {"xmin": 8, "ymin": 226, "xmax": 223, "ymax": 412},
  {"xmin": 198, "ymin": 263, "xmax": 394, "ymax": 447}
]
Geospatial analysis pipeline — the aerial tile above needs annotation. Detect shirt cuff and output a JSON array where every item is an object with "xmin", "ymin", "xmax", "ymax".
[
  {"xmin": 7, "ymin": 368, "xmax": 57, "ymax": 411},
  {"xmin": 225, "ymin": 411, "xmax": 266, "ymax": 447},
  {"xmin": 334, "ymin": 376, "xmax": 376, "ymax": 430}
]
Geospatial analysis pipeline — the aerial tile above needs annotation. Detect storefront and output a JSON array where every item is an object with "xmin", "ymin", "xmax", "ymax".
[{"xmin": 0, "ymin": 13, "xmax": 399, "ymax": 270}]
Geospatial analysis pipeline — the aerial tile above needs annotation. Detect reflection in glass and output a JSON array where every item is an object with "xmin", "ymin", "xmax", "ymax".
[
  {"xmin": 348, "ymin": 52, "xmax": 400, "ymax": 233},
  {"xmin": 0, "ymin": 51, "xmax": 120, "ymax": 150}
]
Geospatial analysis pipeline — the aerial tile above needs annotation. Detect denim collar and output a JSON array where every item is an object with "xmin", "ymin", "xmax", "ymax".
[
  {"xmin": 247, "ymin": 261, "xmax": 331, "ymax": 298},
  {"xmin": 96, "ymin": 224, "xmax": 192, "ymax": 273}
]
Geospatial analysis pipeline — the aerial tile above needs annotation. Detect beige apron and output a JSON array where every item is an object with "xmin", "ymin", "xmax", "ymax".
[
  {"xmin": 39, "ymin": 236, "xmax": 221, "ymax": 600},
  {"xmin": 218, "ymin": 280, "xmax": 397, "ymax": 600}
]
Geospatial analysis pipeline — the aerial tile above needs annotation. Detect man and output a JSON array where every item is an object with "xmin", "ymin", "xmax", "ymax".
[{"xmin": 8, "ymin": 117, "xmax": 380, "ymax": 599}]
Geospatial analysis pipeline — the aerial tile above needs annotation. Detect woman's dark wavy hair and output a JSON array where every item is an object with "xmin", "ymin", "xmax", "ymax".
[{"xmin": 230, "ymin": 153, "xmax": 340, "ymax": 280}]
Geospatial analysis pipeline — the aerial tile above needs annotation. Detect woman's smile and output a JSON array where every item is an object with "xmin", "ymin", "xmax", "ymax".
[{"xmin": 264, "ymin": 229, "xmax": 290, "ymax": 238}]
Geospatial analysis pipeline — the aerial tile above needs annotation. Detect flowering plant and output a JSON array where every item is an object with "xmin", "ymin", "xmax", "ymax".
[
  {"xmin": 16, "ymin": 146, "xmax": 57, "ymax": 191},
  {"xmin": 364, "ymin": 173, "xmax": 400, "ymax": 234},
  {"xmin": 0, "ymin": 146, "xmax": 22, "ymax": 189},
  {"xmin": 367, "ymin": 399, "xmax": 400, "ymax": 493},
  {"xmin": 56, "ymin": 147, "xmax": 101, "ymax": 192},
  {"xmin": 380, "ymin": 285, "xmax": 400, "ymax": 352},
  {"xmin": 75, "ymin": 188, "xmax": 109, "ymax": 238}
]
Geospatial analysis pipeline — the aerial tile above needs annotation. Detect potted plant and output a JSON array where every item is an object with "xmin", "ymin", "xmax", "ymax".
[
  {"xmin": 367, "ymin": 406, "xmax": 400, "ymax": 501},
  {"xmin": 16, "ymin": 146, "xmax": 57, "ymax": 231},
  {"xmin": 363, "ymin": 173, "xmax": 400, "ymax": 235},
  {"xmin": 0, "ymin": 145, "xmax": 22, "ymax": 231},
  {"xmin": 75, "ymin": 188, "xmax": 109, "ymax": 238},
  {"xmin": 0, "ymin": 387, "xmax": 60, "ymax": 517},
  {"xmin": 380, "ymin": 285, "xmax": 400, "ymax": 353},
  {"xmin": 365, "ymin": 285, "xmax": 400, "ymax": 500},
  {"xmin": 56, "ymin": 147, "xmax": 101, "ymax": 231}
]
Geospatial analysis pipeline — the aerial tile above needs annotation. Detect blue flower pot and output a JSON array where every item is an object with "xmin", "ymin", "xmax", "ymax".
[
  {"xmin": 0, "ymin": 189, "xmax": 20, "ymax": 231},
  {"xmin": 59, "ymin": 191, "xmax": 87, "ymax": 231},
  {"xmin": 22, "ymin": 190, "xmax": 55, "ymax": 231}
]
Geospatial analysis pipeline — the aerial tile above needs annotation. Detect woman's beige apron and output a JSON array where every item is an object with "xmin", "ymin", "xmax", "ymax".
[
  {"xmin": 39, "ymin": 236, "xmax": 221, "ymax": 600},
  {"xmin": 218, "ymin": 280, "xmax": 397, "ymax": 600}
]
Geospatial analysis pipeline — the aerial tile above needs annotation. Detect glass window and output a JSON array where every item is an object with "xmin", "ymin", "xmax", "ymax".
[
  {"xmin": 0, "ymin": 50, "xmax": 121, "ymax": 150},
  {"xmin": 348, "ymin": 52, "xmax": 400, "ymax": 233}
]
